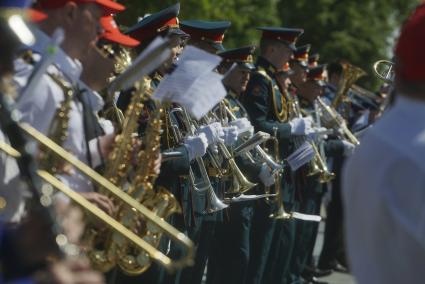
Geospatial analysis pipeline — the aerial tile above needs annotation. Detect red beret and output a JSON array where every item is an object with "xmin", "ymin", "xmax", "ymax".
[{"xmin": 395, "ymin": 3, "xmax": 425, "ymax": 82}]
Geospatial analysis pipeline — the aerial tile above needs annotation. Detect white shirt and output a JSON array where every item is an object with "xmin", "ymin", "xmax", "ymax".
[
  {"xmin": 0, "ymin": 130, "xmax": 29, "ymax": 223},
  {"xmin": 13, "ymin": 28, "xmax": 103, "ymax": 194},
  {"xmin": 343, "ymin": 95, "xmax": 425, "ymax": 284}
]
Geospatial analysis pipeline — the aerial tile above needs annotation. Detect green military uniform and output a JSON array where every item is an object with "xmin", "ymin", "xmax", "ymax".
[
  {"xmin": 242, "ymin": 56, "xmax": 297, "ymax": 284},
  {"xmin": 177, "ymin": 19, "xmax": 232, "ymax": 284},
  {"xmin": 286, "ymin": 96, "xmax": 345, "ymax": 284},
  {"xmin": 207, "ymin": 89, "xmax": 263, "ymax": 284}
]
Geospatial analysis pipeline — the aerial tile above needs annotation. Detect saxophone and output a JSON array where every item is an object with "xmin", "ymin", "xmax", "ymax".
[
  {"xmin": 113, "ymin": 103, "xmax": 182, "ymax": 275},
  {"xmin": 86, "ymin": 77, "xmax": 153, "ymax": 272},
  {"xmin": 38, "ymin": 74, "xmax": 74, "ymax": 174}
]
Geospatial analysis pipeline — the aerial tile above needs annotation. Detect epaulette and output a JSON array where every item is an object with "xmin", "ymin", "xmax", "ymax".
[{"xmin": 254, "ymin": 67, "xmax": 273, "ymax": 84}]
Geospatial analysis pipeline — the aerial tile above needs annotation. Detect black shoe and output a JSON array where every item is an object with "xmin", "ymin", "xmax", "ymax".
[
  {"xmin": 303, "ymin": 266, "xmax": 333, "ymax": 278},
  {"xmin": 333, "ymin": 262, "xmax": 349, "ymax": 273},
  {"xmin": 318, "ymin": 261, "xmax": 349, "ymax": 274},
  {"xmin": 302, "ymin": 276, "xmax": 329, "ymax": 284}
]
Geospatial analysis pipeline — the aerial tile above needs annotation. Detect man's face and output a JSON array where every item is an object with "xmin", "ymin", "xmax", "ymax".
[
  {"xmin": 226, "ymin": 65, "xmax": 251, "ymax": 94},
  {"xmin": 276, "ymin": 73, "xmax": 291, "ymax": 90},
  {"xmin": 160, "ymin": 34, "xmax": 186, "ymax": 73},
  {"xmin": 275, "ymin": 43, "xmax": 293, "ymax": 67},
  {"xmin": 303, "ymin": 80, "xmax": 323, "ymax": 101},
  {"xmin": 64, "ymin": 3, "xmax": 103, "ymax": 60},
  {"xmin": 80, "ymin": 43, "xmax": 114, "ymax": 91},
  {"xmin": 289, "ymin": 63, "xmax": 307, "ymax": 86}
]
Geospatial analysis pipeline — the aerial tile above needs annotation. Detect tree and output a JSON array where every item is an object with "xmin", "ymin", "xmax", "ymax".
[
  {"xmin": 117, "ymin": 0, "xmax": 280, "ymax": 48},
  {"xmin": 277, "ymin": 0, "xmax": 420, "ymax": 88},
  {"xmin": 117, "ymin": 0, "xmax": 421, "ymax": 89}
]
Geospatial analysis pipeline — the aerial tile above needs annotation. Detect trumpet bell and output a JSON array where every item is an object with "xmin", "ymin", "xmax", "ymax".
[
  {"xmin": 269, "ymin": 205, "xmax": 291, "ymax": 220},
  {"xmin": 373, "ymin": 60, "xmax": 394, "ymax": 84},
  {"xmin": 204, "ymin": 189, "xmax": 228, "ymax": 214}
]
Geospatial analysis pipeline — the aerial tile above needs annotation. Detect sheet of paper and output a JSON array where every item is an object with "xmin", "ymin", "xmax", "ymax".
[
  {"xmin": 291, "ymin": 212, "xmax": 322, "ymax": 222},
  {"xmin": 286, "ymin": 141, "xmax": 315, "ymax": 171},
  {"xmin": 108, "ymin": 37, "xmax": 171, "ymax": 95},
  {"xmin": 153, "ymin": 46, "xmax": 227, "ymax": 119}
]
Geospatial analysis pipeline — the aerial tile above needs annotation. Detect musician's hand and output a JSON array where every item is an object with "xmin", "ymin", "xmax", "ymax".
[
  {"xmin": 184, "ymin": 134, "xmax": 208, "ymax": 161},
  {"xmin": 35, "ymin": 257, "xmax": 104, "ymax": 284},
  {"xmin": 259, "ymin": 163, "xmax": 276, "ymax": 187},
  {"xmin": 230, "ymin": 117, "xmax": 254, "ymax": 137},
  {"xmin": 289, "ymin": 117, "xmax": 313, "ymax": 136},
  {"xmin": 197, "ymin": 122, "xmax": 224, "ymax": 145},
  {"xmin": 221, "ymin": 126, "xmax": 239, "ymax": 146},
  {"xmin": 98, "ymin": 133, "xmax": 116, "ymax": 159},
  {"xmin": 79, "ymin": 192, "xmax": 115, "ymax": 216}
]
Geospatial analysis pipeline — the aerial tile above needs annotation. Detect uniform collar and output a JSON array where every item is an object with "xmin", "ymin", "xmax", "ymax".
[
  {"xmin": 26, "ymin": 27, "xmax": 83, "ymax": 84},
  {"xmin": 256, "ymin": 56, "xmax": 278, "ymax": 77}
]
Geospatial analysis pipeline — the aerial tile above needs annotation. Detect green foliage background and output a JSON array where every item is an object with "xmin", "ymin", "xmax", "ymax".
[{"xmin": 117, "ymin": 0, "xmax": 420, "ymax": 89}]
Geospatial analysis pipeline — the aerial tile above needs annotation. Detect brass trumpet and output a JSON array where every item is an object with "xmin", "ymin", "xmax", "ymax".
[
  {"xmin": 316, "ymin": 97, "xmax": 360, "ymax": 146},
  {"xmin": 288, "ymin": 93, "xmax": 334, "ymax": 182},
  {"xmin": 202, "ymin": 109, "xmax": 257, "ymax": 196},
  {"xmin": 222, "ymin": 103, "xmax": 283, "ymax": 176},
  {"xmin": 373, "ymin": 60, "xmax": 394, "ymax": 84},
  {"xmin": 167, "ymin": 107, "xmax": 228, "ymax": 213}
]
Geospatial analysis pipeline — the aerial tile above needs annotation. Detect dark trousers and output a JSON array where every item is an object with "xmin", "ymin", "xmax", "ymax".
[
  {"xmin": 319, "ymin": 158, "xmax": 346, "ymax": 269},
  {"xmin": 262, "ymin": 202, "xmax": 297, "ymax": 284},
  {"xmin": 246, "ymin": 200, "xmax": 276, "ymax": 284},
  {"xmin": 207, "ymin": 202, "xmax": 254, "ymax": 284},
  {"xmin": 177, "ymin": 218, "xmax": 216, "ymax": 284},
  {"xmin": 289, "ymin": 189, "xmax": 322, "ymax": 283}
]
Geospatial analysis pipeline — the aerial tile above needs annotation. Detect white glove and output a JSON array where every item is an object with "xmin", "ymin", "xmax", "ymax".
[
  {"xmin": 306, "ymin": 127, "xmax": 329, "ymax": 142},
  {"xmin": 183, "ymin": 133, "xmax": 208, "ymax": 161},
  {"xmin": 342, "ymin": 140, "xmax": 356, "ymax": 157},
  {"xmin": 289, "ymin": 117, "xmax": 313, "ymax": 136},
  {"xmin": 221, "ymin": 126, "xmax": 239, "ymax": 146},
  {"xmin": 230, "ymin": 117, "xmax": 254, "ymax": 137},
  {"xmin": 259, "ymin": 163, "xmax": 276, "ymax": 187},
  {"xmin": 197, "ymin": 122, "xmax": 224, "ymax": 145}
]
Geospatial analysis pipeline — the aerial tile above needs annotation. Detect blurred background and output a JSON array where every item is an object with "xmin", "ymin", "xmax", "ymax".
[{"xmin": 117, "ymin": 0, "xmax": 420, "ymax": 90}]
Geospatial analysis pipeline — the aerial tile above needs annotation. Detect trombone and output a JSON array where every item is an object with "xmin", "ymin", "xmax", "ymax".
[
  {"xmin": 373, "ymin": 60, "xmax": 394, "ymax": 84},
  {"xmin": 0, "ymin": 122, "xmax": 194, "ymax": 272}
]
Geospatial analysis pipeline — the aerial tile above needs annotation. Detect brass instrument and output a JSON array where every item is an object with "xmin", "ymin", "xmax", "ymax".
[
  {"xmin": 38, "ymin": 74, "xmax": 74, "ymax": 174},
  {"xmin": 222, "ymin": 103, "xmax": 283, "ymax": 175},
  {"xmin": 332, "ymin": 63, "xmax": 367, "ymax": 109},
  {"xmin": 110, "ymin": 104, "xmax": 182, "ymax": 275},
  {"xmin": 268, "ymin": 127, "xmax": 291, "ymax": 219},
  {"xmin": 316, "ymin": 97, "xmax": 360, "ymax": 146},
  {"xmin": 103, "ymin": 77, "xmax": 152, "ymax": 187},
  {"xmin": 19, "ymin": 123, "xmax": 194, "ymax": 272},
  {"xmin": 313, "ymin": 99, "xmax": 335, "ymax": 183},
  {"xmin": 168, "ymin": 107, "xmax": 228, "ymax": 213},
  {"xmin": 98, "ymin": 44, "xmax": 133, "ymax": 127},
  {"xmin": 288, "ymin": 93, "xmax": 334, "ymax": 182},
  {"xmin": 0, "ymin": 137, "xmax": 191, "ymax": 270},
  {"xmin": 202, "ymin": 109, "xmax": 257, "ymax": 196},
  {"xmin": 373, "ymin": 60, "xmax": 394, "ymax": 84}
]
